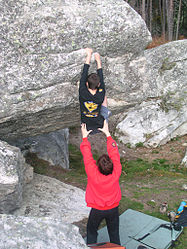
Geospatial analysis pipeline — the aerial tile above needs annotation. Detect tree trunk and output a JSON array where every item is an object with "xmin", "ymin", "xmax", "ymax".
[
  {"xmin": 149, "ymin": 0, "xmax": 153, "ymax": 33},
  {"xmin": 142, "ymin": 0, "xmax": 146, "ymax": 21},
  {"xmin": 137, "ymin": 0, "xmax": 142, "ymax": 15},
  {"xmin": 166, "ymin": 0, "xmax": 174, "ymax": 41},
  {"xmin": 160, "ymin": 0, "xmax": 166, "ymax": 39},
  {"xmin": 176, "ymin": 0, "xmax": 182, "ymax": 40}
]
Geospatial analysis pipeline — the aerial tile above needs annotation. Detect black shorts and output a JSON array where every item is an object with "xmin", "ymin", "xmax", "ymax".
[{"xmin": 81, "ymin": 115, "xmax": 104, "ymax": 134}]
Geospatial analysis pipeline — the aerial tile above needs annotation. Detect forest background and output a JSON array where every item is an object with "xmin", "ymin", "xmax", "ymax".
[{"xmin": 125, "ymin": 0, "xmax": 187, "ymax": 47}]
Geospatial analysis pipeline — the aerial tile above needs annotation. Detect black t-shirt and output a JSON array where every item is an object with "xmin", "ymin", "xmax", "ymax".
[{"xmin": 79, "ymin": 64, "xmax": 105, "ymax": 131}]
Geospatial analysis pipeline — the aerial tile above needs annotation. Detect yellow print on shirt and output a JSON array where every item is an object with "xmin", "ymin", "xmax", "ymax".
[
  {"xmin": 83, "ymin": 111, "xmax": 98, "ymax": 117},
  {"xmin": 84, "ymin": 101, "xmax": 98, "ymax": 113},
  {"xmin": 85, "ymin": 113, "xmax": 98, "ymax": 117}
]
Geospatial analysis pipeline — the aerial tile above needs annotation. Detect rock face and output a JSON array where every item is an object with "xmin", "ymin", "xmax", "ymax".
[
  {"xmin": 0, "ymin": 0, "xmax": 151, "ymax": 141},
  {"xmin": 116, "ymin": 100, "xmax": 187, "ymax": 148},
  {"xmin": 115, "ymin": 40, "xmax": 187, "ymax": 147},
  {"xmin": 0, "ymin": 0, "xmax": 186, "ymax": 247},
  {"xmin": 13, "ymin": 173, "xmax": 90, "ymax": 223},
  {"xmin": 0, "ymin": 141, "xmax": 33, "ymax": 214},
  {"xmin": 0, "ymin": 135, "xmax": 89, "ymax": 246},
  {"xmin": 8, "ymin": 128, "xmax": 69, "ymax": 168},
  {"xmin": 0, "ymin": 214, "xmax": 88, "ymax": 249},
  {"xmin": 181, "ymin": 149, "xmax": 187, "ymax": 167},
  {"xmin": 0, "ymin": 0, "xmax": 186, "ymax": 147}
]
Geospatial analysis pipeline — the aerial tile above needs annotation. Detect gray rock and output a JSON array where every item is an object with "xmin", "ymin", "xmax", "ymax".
[
  {"xmin": 0, "ymin": 140, "xmax": 33, "ymax": 214},
  {"xmin": 181, "ymin": 149, "xmax": 187, "ymax": 167},
  {"xmin": 1, "ymin": 1, "xmax": 186, "ymax": 148},
  {"xmin": 23, "ymin": 165, "xmax": 34, "ymax": 184},
  {"xmin": 116, "ymin": 100, "xmax": 187, "ymax": 147},
  {"xmin": 182, "ymin": 184, "xmax": 187, "ymax": 191},
  {"xmin": 9, "ymin": 128, "xmax": 69, "ymax": 169},
  {"xmin": 13, "ymin": 173, "xmax": 90, "ymax": 224},
  {"xmin": 0, "ymin": 214, "xmax": 88, "ymax": 249},
  {"xmin": 106, "ymin": 40, "xmax": 187, "ymax": 106},
  {"xmin": 115, "ymin": 40, "xmax": 187, "ymax": 147},
  {"xmin": 0, "ymin": 0, "xmax": 151, "ymax": 140}
]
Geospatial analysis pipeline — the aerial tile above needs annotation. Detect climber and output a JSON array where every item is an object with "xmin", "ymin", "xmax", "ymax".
[{"xmin": 79, "ymin": 48, "xmax": 111, "ymax": 135}]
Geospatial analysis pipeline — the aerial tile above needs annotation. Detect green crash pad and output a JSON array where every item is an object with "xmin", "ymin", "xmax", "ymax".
[{"xmin": 96, "ymin": 209, "xmax": 183, "ymax": 249}]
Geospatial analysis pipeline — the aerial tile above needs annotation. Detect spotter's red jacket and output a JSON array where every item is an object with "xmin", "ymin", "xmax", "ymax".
[{"xmin": 80, "ymin": 136, "xmax": 122, "ymax": 210}]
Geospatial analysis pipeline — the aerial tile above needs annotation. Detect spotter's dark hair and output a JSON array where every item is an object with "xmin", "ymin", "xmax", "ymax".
[{"xmin": 97, "ymin": 154, "xmax": 113, "ymax": 175}]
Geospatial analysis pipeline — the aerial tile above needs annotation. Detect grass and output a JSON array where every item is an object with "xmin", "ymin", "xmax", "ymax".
[
  {"xmin": 147, "ymin": 200, "xmax": 156, "ymax": 208},
  {"xmin": 152, "ymin": 150, "xmax": 159, "ymax": 154},
  {"xmin": 119, "ymin": 196, "xmax": 144, "ymax": 213},
  {"xmin": 135, "ymin": 142, "xmax": 144, "ymax": 148},
  {"xmin": 120, "ymin": 157, "xmax": 186, "ymax": 178},
  {"xmin": 69, "ymin": 144, "xmax": 85, "ymax": 174},
  {"xmin": 26, "ymin": 152, "xmax": 50, "ymax": 175},
  {"xmin": 25, "ymin": 142, "xmax": 187, "ymax": 248}
]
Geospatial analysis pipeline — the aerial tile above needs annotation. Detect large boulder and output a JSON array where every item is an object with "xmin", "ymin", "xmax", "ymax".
[
  {"xmin": 0, "ymin": 0, "xmax": 151, "ymax": 141},
  {"xmin": 1, "ymin": 0, "xmax": 186, "ymax": 148},
  {"xmin": 13, "ymin": 173, "xmax": 90, "ymax": 223},
  {"xmin": 0, "ymin": 214, "xmax": 88, "ymax": 249},
  {"xmin": 0, "ymin": 140, "xmax": 33, "ymax": 214},
  {"xmin": 8, "ymin": 128, "xmax": 69, "ymax": 169},
  {"xmin": 107, "ymin": 39, "xmax": 187, "ymax": 107},
  {"xmin": 115, "ymin": 40, "xmax": 187, "ymax": 147},
  {"xmin": 116, "ymin": 100, "xmax": 187, "ymax": 148}
]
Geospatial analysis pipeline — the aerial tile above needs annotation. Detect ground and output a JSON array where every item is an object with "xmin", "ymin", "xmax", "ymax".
[
  {"xmin": 68, "ymin": 125, "xmax": 187, "ymax": 241},
  {"xmin": 26, "ymin": 123, "xmax": 187, "ymax": 246},
  {"xmin": 69, "ymin": 124, "xmax": 187, "ymax": 165}
]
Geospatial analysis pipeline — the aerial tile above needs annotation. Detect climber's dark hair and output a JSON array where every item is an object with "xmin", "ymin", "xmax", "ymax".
[
  {"xmin": 87, "ymin": 73, "xmax": 100, "ymax": 90},
  {"xmin": 97, "ymin": 154, "xmax": 113, "ymax": 175}
]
